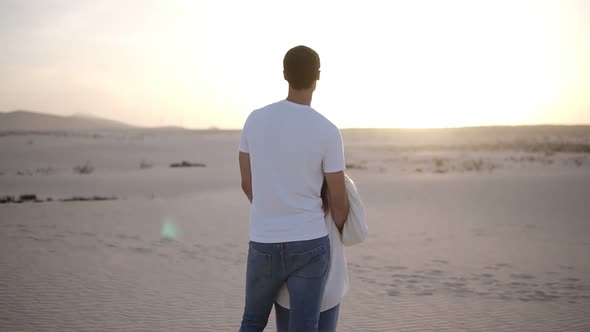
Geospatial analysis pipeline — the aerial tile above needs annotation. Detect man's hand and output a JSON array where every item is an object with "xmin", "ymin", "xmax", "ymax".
[
  {"xmin": 325, "ymin": 171, "xmax": 349, "ymax": 231},
  {"xmin": 239, "ymin": 152, "xmax": 253, "ymax": 203}
]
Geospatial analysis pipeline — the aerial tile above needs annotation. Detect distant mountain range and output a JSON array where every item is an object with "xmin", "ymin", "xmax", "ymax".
[{"xmin": 0, "ymin": 110, "xmax": 135, "ymax": 131}]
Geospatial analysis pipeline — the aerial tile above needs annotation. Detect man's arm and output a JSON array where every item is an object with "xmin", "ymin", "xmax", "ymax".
[
  {"xmin": 239, "ymin": 152, "xmax": 253, "ymax": 203},
  {"xmin": 325, "ymin": 171, "xmax": 349, "ymax": 231}
]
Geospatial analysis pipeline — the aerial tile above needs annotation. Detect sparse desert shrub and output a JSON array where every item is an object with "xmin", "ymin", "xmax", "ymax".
[
  {"xmin": 462, "ymin": 159, "xmax": 485, "ymax": 172},
  {"xmin": 36, "ymin": 167, "xmax": 56, "ymax": 175},
  {"xmin": 432, "ymin": 157, "xmax": 447, "ymax": 168},
  {"xmin": 0, "ymin": 196, "xmax": 15, "ymax": 204},
  {"xmin": 0, "ymin": 195, "xmax": 46, "ymax": 204},
  {"xmin": 74, "ymin": 161, "xmax": 94, "ymax": 174},
  {"xmin": 415, "ymin": 168, "xmax": 423, "ymax": 173},
  {"xmin": 0, "ymin": 194, "xmax": 118, "ymax": 204},
  {"xmin": 19, "ymin": 194, "xmax": 37, "ymax": 201},
  {"xmin": 140, "ymin": 160, "xmax": 153, "ymax": 169},
  {"xmin": 16, "ymin": 170, "xmax": 33, "ymax": 176},
  {"xmin": 462, "ymin": 159, "xmax": 497, "ymax": 173},
  {"xmin": 432, "ymin": 157, "xmax": 449, "ymax": 174},
  {"xmin": 380, "ymin": 141, "xmax": 590, "ymax": 154},
  {"xmin": 571, "ymin": 157, "xmax": 584, "ymax": 167},
  {"xmin": 537, "ymin": 142, "xmax": 590, "ymax": 154},
  {"xmin": 345, "ymin": 162, "xmax": 368, "ymax": 170},
  {"xmin": 170, "ymin": 161, "xmax": 206, "ymax": 168},
  {"xmin": 61, "ymin": 195, "xmax": 117, "ymax": 202}
]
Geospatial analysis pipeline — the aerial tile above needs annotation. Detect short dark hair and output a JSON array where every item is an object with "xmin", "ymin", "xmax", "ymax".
[{"xmin": 283, "ymin": 45, "xmax": 320, "ymax": 90}]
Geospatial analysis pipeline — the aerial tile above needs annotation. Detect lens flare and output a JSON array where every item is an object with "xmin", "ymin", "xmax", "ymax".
[{"xmin": 161, "ymin": 218, "xmax": 178, "ymax": 239}]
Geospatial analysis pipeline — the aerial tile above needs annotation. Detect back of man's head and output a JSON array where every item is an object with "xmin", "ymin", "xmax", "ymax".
[{"xmin": 283, "ymin": 45, "xmax": 320, "ymax": 90}]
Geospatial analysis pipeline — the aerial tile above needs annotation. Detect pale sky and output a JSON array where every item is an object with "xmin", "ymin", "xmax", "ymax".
[{"xmin": 1, "ymin": 0, "xmax": 589, "ymax": 129}]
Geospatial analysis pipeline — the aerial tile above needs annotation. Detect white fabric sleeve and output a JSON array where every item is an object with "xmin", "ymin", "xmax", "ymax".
[
  {"xmin": 342, "ymin": 178, "xmax": 368, "ymax": 246},
  {"xmin": 238, "ymin": 114, "xmax": 250, "ymax": 153},
  {"xmin": 323, "ymin": 126, "xmax": 346, "ymax": 173}
]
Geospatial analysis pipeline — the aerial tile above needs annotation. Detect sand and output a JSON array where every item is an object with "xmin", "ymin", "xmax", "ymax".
[{"xmin": 1, "ymin": 127, "xmax": 589, "ymax": 331}]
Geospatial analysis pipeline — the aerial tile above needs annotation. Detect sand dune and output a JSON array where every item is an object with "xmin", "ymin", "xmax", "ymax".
[
  {"xmin": 1, "ymin": 127, "xmax": 589, "ymax": 331},
  {"xmin": 0, "ymin": 110, "xmax": 134, "ymax": 132}
]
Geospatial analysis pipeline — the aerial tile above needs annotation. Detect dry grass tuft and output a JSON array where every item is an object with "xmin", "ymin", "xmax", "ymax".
[
  {"xmin": 346, "ymin": 162, "xmax": 368, "ymax": 170},
  {"xmin": 170, "ymin": 161, "xmax": 207, "ymax": 168},
  {"xmin": 74, "ymin": 161, "xmax": 94, "ymax": 174},
  {"xmin": 140, "ymin": 160, "xmax": 153, "ymax": 169}
]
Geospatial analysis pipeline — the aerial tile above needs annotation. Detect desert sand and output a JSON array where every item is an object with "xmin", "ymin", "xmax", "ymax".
[{"xmin": 1, "ymin": 122, "xmax": 589, "ymax": 331}]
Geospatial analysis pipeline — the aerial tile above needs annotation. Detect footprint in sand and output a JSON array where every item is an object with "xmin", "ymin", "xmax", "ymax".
[
  {"xmin": 39, "ymin": 224, "xmax": 57, "ymax": 229},
  {"xmin": 181, "ymin": 248, "xmax": 208, "ymax": 261},
  {"xmin": 16, "ymin": 226, "xmax": 34, "ymax": 234},
  {"xmin": 443, "ymin": 281, "xmax": 466, "ymax": 288},
  {"xmin": 449, "ymin": 276, "xmax": 467, "ymax": 282},
  {"xmin": 425, "ymin": 269, "xmax": 444, "ymax": 276},
  {"xmin": 128, "ymin": 246, "xmax": 153, "ymax": 254},
  {"xmin": 116, "ymin": 233, "xmax": 141, "ymax": 240},
  {"xmin": 24, "ymin": 235, "xmax": 52, "ymax": 242},
  {"xmin": 469, "ymin": 273, "xmax": 495, "ymax": 283},
  {"xmin": 562, "ymin": 284, "xmax": 584, "ymax": 291},
  {"xmin": 416, "ymin": 290, "xmax": 435, "ymax": 296},
  {"xmin": 383, "ymin": 265, "xmax": 408, "ymax": 271},
  {"xmin": 510, "ymin": 273, "xmax": 535, "ymax": 280},
  {"xmin": 485, "ymin": 263, "xmax": 512, "ymax": 270}
]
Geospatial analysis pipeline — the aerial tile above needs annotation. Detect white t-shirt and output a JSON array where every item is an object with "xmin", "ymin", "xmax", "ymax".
[{"xmin": 239, "ymin": 99, "xmax": 346, "ymax": 243}]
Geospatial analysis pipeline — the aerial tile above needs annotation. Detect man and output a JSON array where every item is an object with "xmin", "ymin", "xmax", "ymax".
[{"xmin": 238, "ymin": 45, "xmax": 349, "ymax": 331}]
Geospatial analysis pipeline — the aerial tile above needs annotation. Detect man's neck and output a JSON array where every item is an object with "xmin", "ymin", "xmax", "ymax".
[{"xmin": 286, "ymin": 88, "xmax": 313, "ymax": 106}]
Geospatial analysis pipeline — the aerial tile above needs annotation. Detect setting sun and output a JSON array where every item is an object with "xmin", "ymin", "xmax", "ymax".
[{"xmin": 1, "ymin": 0, "xmax": 588, "ymax": 128}]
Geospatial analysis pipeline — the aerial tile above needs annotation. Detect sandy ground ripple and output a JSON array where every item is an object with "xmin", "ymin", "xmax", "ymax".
[{"xmin": 1, "ymin": 128, "xmax": 589, "ymax": 331}]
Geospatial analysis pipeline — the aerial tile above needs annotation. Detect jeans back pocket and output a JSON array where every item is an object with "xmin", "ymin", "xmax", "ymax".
[
  {"xmin": 289, "ymin": 243, "xmax": 328, "ymax": 279},
  {"xmin": 247, "ymin": 243, "xmax": 272, "ymax": 281}
]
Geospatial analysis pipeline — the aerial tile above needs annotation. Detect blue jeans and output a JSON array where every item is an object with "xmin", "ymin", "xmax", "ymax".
[
  {"xmin": 240, "ymin": 235, "xmax": 330, "ymax": 332},
  {"xmin": 275, "ymin": 303, "xmax": 340, "ymax": 332}
]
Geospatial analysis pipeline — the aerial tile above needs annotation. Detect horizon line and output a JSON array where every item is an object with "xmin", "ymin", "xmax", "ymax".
[{"xmin": 2, "ymin": 109, "xmax": 590, "ymax": 131}]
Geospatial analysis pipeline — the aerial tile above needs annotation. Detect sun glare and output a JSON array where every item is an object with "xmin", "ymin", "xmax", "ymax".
[
  {"xmin": 183, "ymin": 0, "xmax": 587, "ymax": 129},
  {"xmin": 0, "ymin": 0, "xmax": 588, "ymax": 128}
]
